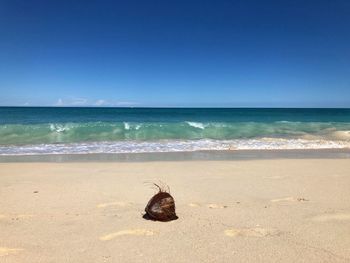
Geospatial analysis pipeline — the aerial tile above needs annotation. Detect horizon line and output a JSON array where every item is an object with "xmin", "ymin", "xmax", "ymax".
[{"xmin": 0, "ymin": 106, "xmax": 349, "ymax": 109}]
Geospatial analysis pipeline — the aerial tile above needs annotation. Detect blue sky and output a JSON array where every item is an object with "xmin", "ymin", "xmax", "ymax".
[{"xmin": 0, "ymin": 0, "xmax": 349, "ymax": 107}]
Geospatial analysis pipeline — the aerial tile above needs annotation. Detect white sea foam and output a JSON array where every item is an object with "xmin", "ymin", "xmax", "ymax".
[
  {"xmin": 49, "ymin": 124, "xmax": 68, "ymax": 133},
  {"xmin": 123, "ymin": 122, "xmax": 130, "ymax": 130},
  {"xmin": 0, "ymin": 138, "xmax": 349, "ymax": 155},
  {"xmin": 186, "ymin": 122, "xmax": 205, "ymax": 129}
]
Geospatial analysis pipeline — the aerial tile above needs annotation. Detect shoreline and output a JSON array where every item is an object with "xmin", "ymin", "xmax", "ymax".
[{"xmin": 0, "ymin": 148, "xmax": 349, "ymax": 162}]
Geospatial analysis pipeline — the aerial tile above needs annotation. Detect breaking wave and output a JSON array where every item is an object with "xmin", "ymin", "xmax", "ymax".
[
  {"xmin": 0, "ymin": 138, "xmax": 349, "ymax": 155},
  {"xmin": 0, "ymin": 120, "xmax": 350, "ymax": 155},
  {"xmin": 186, "ymin": 121, "xmax": 206, "ymax": 129}
]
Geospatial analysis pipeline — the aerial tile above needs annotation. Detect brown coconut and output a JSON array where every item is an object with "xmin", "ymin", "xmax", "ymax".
[{"xmin": 144, "ymin": 184, "xmax": 178, "ymax": 222}]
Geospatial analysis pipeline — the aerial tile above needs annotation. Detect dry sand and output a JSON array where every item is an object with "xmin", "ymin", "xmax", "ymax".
[{"xmin": 1, "ymin": 159, "xmax": 350, "ymax": 262}]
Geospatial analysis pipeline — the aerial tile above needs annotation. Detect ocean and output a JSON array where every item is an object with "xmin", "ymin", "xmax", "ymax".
[{"xmin": 0, "ymin": 107, "xmax": 350, "ymax": 155}]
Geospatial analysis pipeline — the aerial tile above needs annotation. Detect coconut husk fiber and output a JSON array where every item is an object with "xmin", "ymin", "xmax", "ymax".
[{"xmin": 144, "ymin": 183, "xmax": 178, "ymax": 222}]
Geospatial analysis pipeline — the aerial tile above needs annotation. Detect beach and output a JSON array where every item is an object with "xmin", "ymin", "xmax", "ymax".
[
  {"xmin": 1, "ymin": 158, "xmax": 350, "ymax": 262},
  {"xmin": 3, "ymin": 0, "xmax": 350, "ymax": 261}
]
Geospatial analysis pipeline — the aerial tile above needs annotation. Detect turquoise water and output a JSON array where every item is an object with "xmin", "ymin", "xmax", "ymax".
[{"xmin": 0, "ymin": 107, "xmax": 350, "ymax": 155}]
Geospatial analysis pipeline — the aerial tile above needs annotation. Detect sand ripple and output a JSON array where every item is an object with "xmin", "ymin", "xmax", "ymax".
[
  {"xmin": 100, "ymin": 229, "xmax": 155, "ymax": 241},
  {"xmin": 0, "ymin": 247, "xmax": 23, "ymax": 256},
  {"xmin": 225, "ymin": 227, "xmax": 280, "ymax": 237}
]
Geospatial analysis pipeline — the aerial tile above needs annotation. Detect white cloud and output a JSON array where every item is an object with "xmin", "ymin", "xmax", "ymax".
[
  {"xmin": 113, "ymin": 101, "xmax": 138, "ymax": 106},
  {"xmin": 54, "ymin": 97, "xmax": 88, "ymax": 106},
  {"xmin": 94, "ymin": 99, "xmax": 108, "ymax": 106},
  {"xmin": 53, "ymin": 98, "xmax": 138, "ymax": 107},
  {"xmin": 55, "ymin": 98, "xmax": 64, "ymax": 106}
]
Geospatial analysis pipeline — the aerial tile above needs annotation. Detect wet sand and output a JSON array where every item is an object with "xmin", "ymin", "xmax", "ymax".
[{"xmin": 1, "ymin": 159, "xmax": 350, "ymax": 262}]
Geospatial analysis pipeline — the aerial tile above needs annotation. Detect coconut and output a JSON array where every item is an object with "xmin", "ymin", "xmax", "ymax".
[{"xmin": 144, "ymin": 184, "xmax": 178, "ymax": 222}]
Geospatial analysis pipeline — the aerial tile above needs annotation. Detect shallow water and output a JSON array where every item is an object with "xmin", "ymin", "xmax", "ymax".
[{"xmin": 1, "ymin": 107, "xmax": 349, "ymax": 155}]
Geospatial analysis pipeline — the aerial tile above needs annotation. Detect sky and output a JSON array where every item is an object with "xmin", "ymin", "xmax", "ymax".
[{"xmin": 0, "ymin": 0, "xmax": 349, "ymax": 107}]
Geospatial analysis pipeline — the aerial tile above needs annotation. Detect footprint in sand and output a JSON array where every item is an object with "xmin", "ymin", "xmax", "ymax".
[
  {"xmin": 311, "ymin": 213, "xmax": 350, "ymax": 222},
  {"xmin": 97, "ymin": 201, "xmax": 132, "ymax": 208},
  {"xmin": 0, "ymin": 247, "xmax": 23, "ymax": 256},
  {"xmin": 0, "ymin": 214, "xmax": 34, "ymax": 220},
  {"xmin": 16, "ymin": 214, "xmax": 35, "ymax": 218},
  {"xmin": 270, "ymin": 197, "xmax": 309, "ymax": 203},
  {"xmin": 187, "ymin": 203, "xmax": 228, "ymax": 208},
  {"xmin": 271, "ymin": 197, "xmax": 296, "ymax": 202},
  {"xmin": 188, "ymin": 203, "xmax": 200, "ymax": 207},
  {"xmin": 225, "ymin": 227, "xmax": 280, "ymax": 238},
  {"xmin": 207, "ymin": 204, "xmax": 228, "ymax": 209},
  {"xmin": 99, "ymin": 229, "xmax": 155, "ymax": 241}
]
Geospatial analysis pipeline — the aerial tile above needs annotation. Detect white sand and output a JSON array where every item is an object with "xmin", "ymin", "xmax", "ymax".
[{"xmin": 1, "ymin": 159, "xmax": 350, "ymax": 262}]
